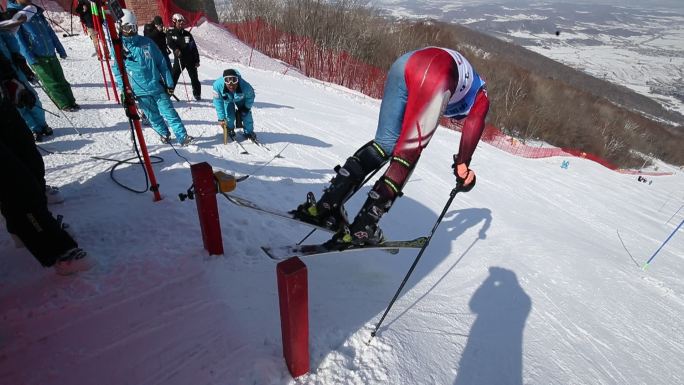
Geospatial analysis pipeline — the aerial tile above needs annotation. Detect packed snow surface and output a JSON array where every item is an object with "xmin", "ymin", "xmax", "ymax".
[{"xmin": 1, "ymin": 11, "xmax": 683, "ymax": 385}]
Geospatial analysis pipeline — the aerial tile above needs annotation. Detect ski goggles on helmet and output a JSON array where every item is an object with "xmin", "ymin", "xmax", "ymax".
[{"xmin": 224, "ymin": 75, "xmax": 239, "ymax": 85}]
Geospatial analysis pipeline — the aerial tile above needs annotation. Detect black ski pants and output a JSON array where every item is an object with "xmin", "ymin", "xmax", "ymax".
[
  {"xmin": 0, "ymin": 102, "xmax": 77, "ymax": 266},
  {"xmin": 172, "ymin": 58, "xmax": 201, "ymax": 98}
]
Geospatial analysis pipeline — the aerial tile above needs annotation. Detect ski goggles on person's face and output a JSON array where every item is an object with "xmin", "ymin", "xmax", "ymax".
[
  {"xmin": 224, "ymin": 75, "xmax": 239, "ymax": 85},
  {"xmin": 120, "ymin": 24, "xmax": 136, "ymax": 34}
]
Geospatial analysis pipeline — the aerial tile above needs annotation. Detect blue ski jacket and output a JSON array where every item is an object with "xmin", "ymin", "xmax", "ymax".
[
  {"xmin": 0, "ymin": 31, "xmax": 26, "ymax": 80},
  {"xmin": 111, "ymin": 34, "xmax": 175, "ymax": 97},
  {"xmin": 212, "ymin": 70, "xmax": 255, "ymax": 121},
  {"xmin": 7, "ymin": 1, "xmax": 66, "ymax": 64},
  {"xmin": 0, "ymin": 31, "xmax": 46, "ymax": 132}
]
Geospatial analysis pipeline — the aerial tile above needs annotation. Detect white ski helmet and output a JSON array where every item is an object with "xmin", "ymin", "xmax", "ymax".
[
  {"xmin": 171, "ymin": 13, "xmax": 186, "ymax": 24},
  {"xmin": 118, "ymin": 9, "xmax": 137, "ymax": 34}
]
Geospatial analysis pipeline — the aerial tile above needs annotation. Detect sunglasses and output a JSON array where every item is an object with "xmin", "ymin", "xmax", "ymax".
[{"xmin": 224, "ymin": 75, "xmax": 239, "ymax": 85}]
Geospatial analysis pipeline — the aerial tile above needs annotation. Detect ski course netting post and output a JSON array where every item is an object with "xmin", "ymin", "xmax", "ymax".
[{"xmin": 276, "ymin": 257, "xmax": 310, "ymax": 378}]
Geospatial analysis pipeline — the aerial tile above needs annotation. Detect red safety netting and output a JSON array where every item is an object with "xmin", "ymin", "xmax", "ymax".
[
  {"xmin": 224, "ymin": 19, "xmax": 387, "ymax": 98},
  {"xmin": 442, "ymin": 120, "xmax": 671, "ymax": 175},
  {"xmin": 156, "ymin": 0, "xmax": 205, "ymax": 28}
]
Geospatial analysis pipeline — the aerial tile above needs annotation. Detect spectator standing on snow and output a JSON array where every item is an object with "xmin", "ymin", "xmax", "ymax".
[
  {"xmin": 166, "ymin": 13, "xmax": 201, "ymax": 100},
  {"xmin": 75, "ymin": 0, "xmax": 101, "ymax": 59},
  {"xmin": 143, "ymin": 15, "xmax": 171, "ymax": 71},
  {"xmin": 0, "ymin": 20, "xmax": 53, "ymax": 141},
  {"xmin": 212, "ymin": 69, "xmax": 256, "ymax": 141},
  {"xmin": 7, "ymin": 0, "xmax": 79, "ymax": 111},
  {"xmin": 111, "ymin": 9, "xmax": 194, "ymax": 146},
  {"xmin": 0, "ymin": 53, "xmax": 93, "ymax": 275},
  {"xmin": 294, "ymin": 47, "xmax": 489, "ymax": 246}
]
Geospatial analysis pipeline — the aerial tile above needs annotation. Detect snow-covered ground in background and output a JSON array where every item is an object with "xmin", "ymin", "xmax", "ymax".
[
  {"xmin": 1, "ymin": 10, "xmax": 684, "ymax": 385},
  {"xmin": 370, "ymin": 0, "xmax": 684, "ymax": 118}
]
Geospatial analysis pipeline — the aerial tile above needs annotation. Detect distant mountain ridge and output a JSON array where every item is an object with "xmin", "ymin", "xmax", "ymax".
[
  {"xmin": 447, "ymin": 23, "xmax": 684, "ymax": 130},
  {"xmin": 371, "ymin": 1, "xmax": 684, "ymax": 131}
]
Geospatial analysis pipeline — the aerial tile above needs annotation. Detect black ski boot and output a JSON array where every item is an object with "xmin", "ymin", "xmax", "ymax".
[
  {"xmin": 293, "ymin": 140, "xmax": 389, "ymax": 230},
  {"xmin": 292, "ymin": 192, "xmax": 348, "ymax": 231},
  {"xmin": 334, "ymin": 179, "xmax": 397, "ymax": 246}
]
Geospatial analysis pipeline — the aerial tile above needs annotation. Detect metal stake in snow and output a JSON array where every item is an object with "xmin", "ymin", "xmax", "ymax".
[
  {"xmin": 368, "ymin": 185, "xmax": 462, "ymax": 343},
  {"xmin": 642, "ymin": 218, "xmax": 683, "ymax": 270}
]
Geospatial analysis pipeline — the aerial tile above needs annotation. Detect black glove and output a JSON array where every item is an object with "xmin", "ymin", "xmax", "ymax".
[
  {"xmin": 166, "ymin": 88, "xmax": 174, "ymax": 96},
  {"xmin": 1, "ymin": 79, "xmax": 36, "ymax": 108},
  {"xmin": 237, "ymin": 105, "xmax": 251, "ymax": 114},
  {"xmin": 452, "ymin": 154, "xmax": 476, "ymax": 192}
]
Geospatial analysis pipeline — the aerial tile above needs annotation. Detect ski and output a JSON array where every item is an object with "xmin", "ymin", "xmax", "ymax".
[
  {"xmin": 246, "ymin": 137, "xmax": 280, "ymax": 155},
  {"xmin": 231, "ymin": 136, "xmax": 249, "ymax": 154},
  {"xmin": 239, "ymin": 135, "xmax": 283, "ymax": 157},
  {"xmin": 221, "ymin": 194, "xmax": 336, "ymax": 233},
  {"xmin": 261, "ymin": 237, "xmax": 428, "ymax": 260}
]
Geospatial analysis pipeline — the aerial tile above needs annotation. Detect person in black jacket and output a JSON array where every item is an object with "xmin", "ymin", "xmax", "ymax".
[
  {"xmin": 75, "ymin": 0, "xmax": 100, "ymax": 59},
  {"xmin": 0, "ymin": 53, "xmax": 93, "ymax": 275},
  {"xmin": 166, "ymin": 13, "xmax": 201, "ymax": 100},
  {"xmin": 143, "ymin": 15, "xmax": 171, "ymax": 71}
]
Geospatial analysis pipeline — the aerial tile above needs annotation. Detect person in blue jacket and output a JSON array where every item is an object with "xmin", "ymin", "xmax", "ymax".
[
  {"xmin": 212, "ymin": 69, "xmax": 256, "ymax": 141},
  {"xmin": 111, "ymin": 9, "xmax": 193, "ymax": 146},
  {"xmin": 7, "ymin": 0, "xmax": 78, "ymax": 111},
  {"xmin": 0, "ymin": 29, "xmax": 51, "ymax": 141}
]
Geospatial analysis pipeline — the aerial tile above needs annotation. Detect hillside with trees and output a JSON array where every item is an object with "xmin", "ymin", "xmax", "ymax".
[{"xmin": 216, "ymin": 0, "xmax": 684, "ymax": 168}]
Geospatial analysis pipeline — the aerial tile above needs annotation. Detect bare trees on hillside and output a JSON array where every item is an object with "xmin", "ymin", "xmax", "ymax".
[{"xmin": 218, "ymin": 0, "xmax": 683, "ymax": 168}]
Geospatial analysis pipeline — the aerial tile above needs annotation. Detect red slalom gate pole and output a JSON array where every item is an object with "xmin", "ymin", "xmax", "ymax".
[
  {"xmin": 90, "ymin": 2, "xmax": 110, "ymax": 100},
  {"xmin": 96, "ymin": 1, "xmax": 119, "ymax": 103},
  {"xmin": 190, "ymin": 162, "xmax": 224, "ymax": 255},
  {"xmin": 277, "ymin": 257, "xmax": 309, "ymax": 378},
  {"xmin": 103, "ymin": 1, "xmax": 161, "ymax": 201}
]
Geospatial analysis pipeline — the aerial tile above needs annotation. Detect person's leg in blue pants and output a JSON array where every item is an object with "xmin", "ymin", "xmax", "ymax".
[
  {"xmin": 18, "ymin": 92, "xmax": 47, "ymax": 135},
  {"xmin": 373, "ymin": 51, "xmax": 412, "ymax": 155},
  {"xmin": 136, "ymin": 95, "xmax": 171, "ymax": 140},
  {"xmin": 155, "ymin": 93, "xmax": 188, "ymax": 143}
]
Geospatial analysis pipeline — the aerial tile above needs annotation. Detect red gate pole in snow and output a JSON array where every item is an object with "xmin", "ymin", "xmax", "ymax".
[
  {"xmin": 102, "ymin": 0, "xmax": 161, "ymax": 201},
  {"xmin": 190, "ymin": 162, "xmax": 224, "ymax": 255},
  {"xmin": 94, "ymin": 1, "xmax": 120, "ymax": 103},
  {"xmin": 277, "ymin": 257, "xmax": 309, "ymax": 378},
  {"xmin": 90, "ymin": 1, "xmax": 110, "ymax": 100}
]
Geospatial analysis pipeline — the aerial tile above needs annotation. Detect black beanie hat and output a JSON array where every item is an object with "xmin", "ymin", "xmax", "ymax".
[{"xmin": 223, "ymin": 69, "xmax": 237, "ymax": 77}]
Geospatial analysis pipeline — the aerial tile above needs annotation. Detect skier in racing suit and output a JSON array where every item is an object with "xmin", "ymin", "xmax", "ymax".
[{"xmin": 295, "ymin": 47, "xmax": 489, "ymax": 245}]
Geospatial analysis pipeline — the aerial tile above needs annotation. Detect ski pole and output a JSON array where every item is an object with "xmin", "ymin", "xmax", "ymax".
[
  {"xmin": 642, "ymin": 218, "xmax": 683, "ymax": 270},
  {"xmin": 368, "ymin": 184, "xmax": 462, "ymax": 343},
  {"xmin": 33, "ymin": 78, "xmax": 82, "ymax": 136},
  {"xmin": 36, "ymin": 105, "xmax": 60, "ymax": 117},
  {"xmin": 181, "ymin": 71, "xmax": 191, "ymax": 101}
]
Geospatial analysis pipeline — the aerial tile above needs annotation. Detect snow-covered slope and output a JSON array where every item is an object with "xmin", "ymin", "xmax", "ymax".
[{"xmin": 1, "ymin": 15, "xmax": 683, "ymax": 385}]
